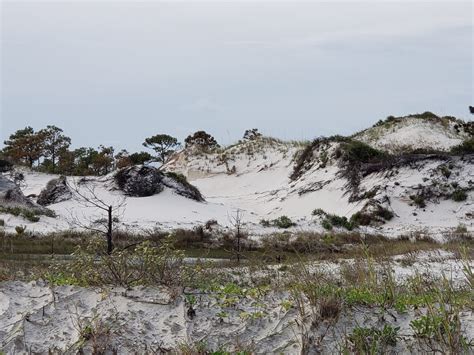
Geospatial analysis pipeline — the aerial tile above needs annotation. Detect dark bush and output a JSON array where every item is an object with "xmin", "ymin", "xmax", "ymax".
[
  {"xmin": 410, "ymin": 194, "xmax": 426, "ymax": 208},
  {"xmin": 312, "ymin": 208, "xmax": 327, "ymax": 217},
  {"xmin": 340, "ymin": 140, "xmax": 385, "ymax": 164},
  {"xmin": 184, "ymin": 131, "xmax": 219, "ymax": 150},
  {"xmin": 0, "ymin": 159, "xmax": 13, "ymax": 173},
  {"xmin": 273, "ymin": 216, "xmax": 296, "ymax": 229},
  {"xmin": 452, "ymin": 189, "xmax": 467, "ymax": 202},
  {"xmin": 451, "ymin": 138, "xmax": 474, "ymax": 155},
  {"xmin": 260, "ymin": 216, "xmax": 296, "ymax": 229},
  {"xmin": 321, "ymin": 219, "xmax": 333, "ymax": 230}
]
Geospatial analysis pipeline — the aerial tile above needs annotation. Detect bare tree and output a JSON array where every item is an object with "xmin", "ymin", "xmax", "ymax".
[
  {"xmin": 67, "ymin": 178, "xmax": 126, "ymax": 254},
  {"xmin": 228, "ymin": 209, "xmax": 245, "ymax": 263}
]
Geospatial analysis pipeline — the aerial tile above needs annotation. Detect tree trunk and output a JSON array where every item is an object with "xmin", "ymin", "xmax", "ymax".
[
  {"xmin": 52, "ymin": 151, "xmax": 56, "ymax": 173},
  {"xmin": 107, "ymin": 205, "xmax": 113, "ymax": 254},
  {"xmin": 237, "ymin": 225, "xmax": 241, "ymax": 263}
]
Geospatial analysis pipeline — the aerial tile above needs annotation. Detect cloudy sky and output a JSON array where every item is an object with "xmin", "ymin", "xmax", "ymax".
[{"xmin": 1, "ymin": 1, "xmax": 472, "ymax": 151}]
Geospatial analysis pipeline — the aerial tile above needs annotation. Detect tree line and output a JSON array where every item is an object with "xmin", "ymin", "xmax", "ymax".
[{"xmin": 0, "ymin": 125, "xmax": 226, "ymax": 176}]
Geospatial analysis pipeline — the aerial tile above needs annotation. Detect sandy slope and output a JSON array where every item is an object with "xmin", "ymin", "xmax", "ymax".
[
  {"xmin": 353, "ymin": 116, "xmax": 470, "ymax": 153},
  {"xmin": 0, "ymin": 119, "xmax": 472, "ymax": 239},
  {"xmin": 1, "ymin": 250, "xmax": 472, "ymax": 354}
]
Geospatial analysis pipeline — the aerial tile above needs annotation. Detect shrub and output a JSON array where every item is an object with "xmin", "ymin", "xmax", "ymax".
[
  {"xmin": 260, "ymin": 216, "xmax": 296, "ymax": 229},
  {"xmin": 410, "ymin": 194, "xmax": 426, "ymax": 208},
  {"xmin": 15, "ymin": 225, "xmax": 26, "ymax": 235},
  {"xmin": 243, "ymin": 128, "xmax": 262, "ymax": 141},
  {"xmin": 451, "ymin": 138, "xmax": 474, "ymax": 155},
  {"xmin": 166, "ymin": 171, "xmax": 188, "ymax": 185},
  {"xmin": 452, "ymin": 189, "xmax": 467, "ymax": 202},
  {"xmin": 0, "ymin": 206, "xmax": 55, "ymax": 222},
  {"xmin": 0, "ymin": 159, "xmax": 13, "ymax": 172},
  {"xmin": 0, "ymin": 219, "xmax": 4, "ymax": 227},
  {"xmin": 22, "ymin": 209, "xmax": 40, "ymax": 222},
  {"xmin": 46, "ymin": 238, "xmax": 186, "ymax": 287},
  {"xmin": 319, "ymin": 296, "xmax": 341, "ymax": 321},
  {"xmin": 273, "ymin": 216, "xmax": 296, "ymax": 229},
  {"xmin": 321, "ymin": 214, "xmax": 354, "ymax": 230},
  {"xmin": 410, "ymin": 111, "xmax": 439, "ymax": 119},
  {"xmin": 328, "ymin": 215, "xmax": 353, "ymax": 229},
  {"xmin": 440, "ymin": 165, "xmax": 451, "ymax": 178},
  {"xmin": 377, "ymin": 208, "xmax": 394, "ymax": 221},
  {"xmin": 455, "ymin": 224, "xmax": 468, "ymax": 234},
  {"xmin": 312, "ymin": 208, "xmax": 327, "ymax": 217},
  {"xmin": 321, "ymin": 219, "xmax": 333, "ymax": 230},
  {"xmin": 350, "ymin": 212, "xmax": 372, "ymax": 226},
  {"xmin": 184, "ymin": 131, "xmax": 219, "ymax": 150},
  {"xmin": 340, "ymin": 140, "xmax": 386, "ymax": 164}
]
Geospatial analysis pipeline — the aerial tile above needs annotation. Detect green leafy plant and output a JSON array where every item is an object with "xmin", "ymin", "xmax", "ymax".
[{"xmin": 348, "ymin": 325, "xmax": 400, "ymax": 354}]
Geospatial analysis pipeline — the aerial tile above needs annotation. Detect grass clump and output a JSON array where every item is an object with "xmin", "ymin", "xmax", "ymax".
[
  {"xmin": 0, "ymin": 206, "xmax": 55, "ymax": 222},
  {"xmin": 347, "ymin": 325, "xmax": 400, "ymax": 354},
  {"xmin": 451, "ymin": 189, "xmax": 468, "ymax": 202}
]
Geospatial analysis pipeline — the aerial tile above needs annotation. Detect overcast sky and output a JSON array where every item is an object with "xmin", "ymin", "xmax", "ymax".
[{"xmin": 1, "ymin": 1, "xmax": 472, "ymax": 151}]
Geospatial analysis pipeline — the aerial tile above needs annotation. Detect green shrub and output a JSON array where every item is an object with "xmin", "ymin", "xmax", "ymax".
[
  {"xmin": 410, "ymin": 195, "xmax": 426, "ymax": 208},
  {"xmin": 350, "ymin": 212, "xmax": 372, "ymax": 226},
  {"xmin": 0, "ymin": 206, "xmax": 54, "ymax": 222},
  {"xmin": 273, "ymin": 216, "xmax": 296, "ymax": 229},
  {"xmin": 166, "ymin": 171, "xmax": 188, "ymax": 185},
  {"xmin": 328, "ymin": 214, "xmax": 353, "ymax": 230},
  {"xmin": 45, "ymin": 238, "xmax": 186, "ymax": 287},
  {"xmin": 312, "ymin": 208, "xmax": 327, "ymax": 217},
  {"xmin": 340, "ymin": 140, "xmax": 385, "ymax": 164},
  {"xmin": 260, "ymin": 216, "xmax": 296, "ymax": 229},
  {"xmin": 321, "ymin": 219, "xmax": 333, "ymax": 230},
  {"xmin": 455, "ymin": 224, "xmax": 468, "ymax": 234},
  {"xmin": 451, "ymin": 138, "xmax": 474, "ymax": 154},
  {"xmin": 376, "ymin": 207, "xmax": 394, "ymax": 221},
  {"xmin": 452, "ymin": 189, "xmax": 467, "ymax": 202},
  {"xmin": 410, "ymin": 111, "xmax": 439, "ymax": 119},
  {"xmin": 22, "ymin": 210, "xmax": 40, "ymax": 222},
  {"xmin": 350, "ymin": 206, "xmax": 393, "ymax": 227},
  {"xmin": 321, "ymin": 214, "xmax": 354, "ymax": 230}
]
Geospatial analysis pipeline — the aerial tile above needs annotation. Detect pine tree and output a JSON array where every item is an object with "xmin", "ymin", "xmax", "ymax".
[
  {"xmin": 39, "ymin": 125, "xmax": 71, "ymax": 173},
  {"xmin": 3, "ymin": 127, "xmax": 44, "ymax": 167},
  {"xmin": 143, "ymin": 134, "xmax": 180, "ymax": 163}
]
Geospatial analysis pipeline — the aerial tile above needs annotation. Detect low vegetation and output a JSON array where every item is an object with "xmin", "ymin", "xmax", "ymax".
[
  {"xmin": 451, "ymin": 138, "xmax": 474, "ymax": 155},
  {"xmin": 0, "ymin": 205, "xmax": 55, "ymax": 222},
  {"xmin": 260, "ymin": 215, "xmax": 296, "ymax": 229},
  {"xmin": 0, "ymin": 226, "xmax": 472, "ymax": 353}
]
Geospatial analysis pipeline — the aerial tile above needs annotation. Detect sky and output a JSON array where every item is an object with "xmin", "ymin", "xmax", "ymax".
[{"xmin": 1, "ymin": 1, "xmax": 472, "ymax": 152}]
